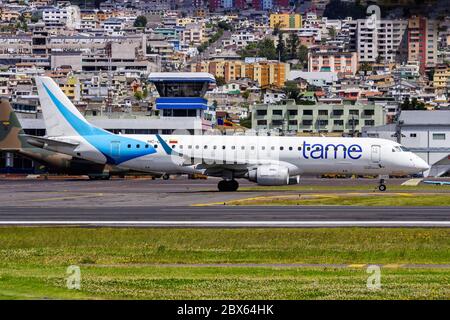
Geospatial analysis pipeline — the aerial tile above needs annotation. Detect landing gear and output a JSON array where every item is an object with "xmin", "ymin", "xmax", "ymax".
[
  {"xmin": 378, "ymin": 179, "xmax": 387, "ymax": 192},
  {"xmin": 162, "ymin": 173, "xmax": 170, "ymax": 180},
  {"xmin": 218, "ymin": 179, "xmax": 239, "ymax": 192}
]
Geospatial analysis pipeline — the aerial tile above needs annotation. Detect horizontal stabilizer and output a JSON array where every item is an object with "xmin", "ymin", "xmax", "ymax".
[{"xmin": 20, "ymin": 134, "xmax": 79, "ymax": 150}]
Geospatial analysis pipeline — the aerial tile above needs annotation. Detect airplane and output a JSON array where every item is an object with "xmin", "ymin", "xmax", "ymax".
[
  {"xmin": 30, "ymin": 76, "xmax": 430, "ymax": 192},
  {"xmin": 0, "ymin": 98, "xmax": 161, "ymax": 180}
]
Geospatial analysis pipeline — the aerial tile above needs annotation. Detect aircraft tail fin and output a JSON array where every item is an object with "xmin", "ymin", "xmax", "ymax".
[
  {"xmin": 35, "ymin": 76, "xmax": 94, "ymax": 137},
  {"xmin": 0, "ymin": 99, "xmax": 25, "ymax": 151}
]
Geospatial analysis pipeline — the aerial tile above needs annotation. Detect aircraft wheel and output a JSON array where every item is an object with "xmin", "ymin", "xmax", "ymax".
[
  {"xmin": 218, "ymin": 180, "xmax": 239, "ymax": 192},
  {"xmin": 162, "ymin": 173, "xmax": 170, "ymax": 180},
  {"xmin": 378, "ymin": 184, "xmax": 387, "ymax": 192}
]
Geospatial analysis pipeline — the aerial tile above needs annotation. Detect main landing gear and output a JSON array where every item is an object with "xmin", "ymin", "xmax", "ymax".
[
  {"xmin": 378, "ymin": 178, "xmax": 387, "ymax": 192},
  {"xmin": 218, "ymin": 179, "xmax": 239, "ymax": 192}
]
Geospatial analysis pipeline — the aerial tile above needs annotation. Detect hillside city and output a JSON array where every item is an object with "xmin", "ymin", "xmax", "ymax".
[{"xmin": 0, "ymin": 0, "xmax": 449, "ymax": 175}]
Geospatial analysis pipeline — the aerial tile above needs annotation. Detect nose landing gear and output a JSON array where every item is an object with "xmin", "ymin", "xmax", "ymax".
[
  {"xmin": 378, "ymin": 179, "xmax": 387, "ymax": 192},
  {"xmin": 218, "ymin": 179, "xmax": 239, "ymax": 192}
]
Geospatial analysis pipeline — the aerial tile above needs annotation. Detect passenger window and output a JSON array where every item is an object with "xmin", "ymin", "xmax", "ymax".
[
  {"xmin": 172, "ymin": 145, "xmax": 176, "ymax": 148},
  {"xmin": 195, "ymin": 145, "xmax": 199, "ymax": 149},
  {"xmin": 262, "ymin": 146, "xmax": 265, "ymax": 150},
  {"xmin": 251, "ymin": 146, "xmax": 255, "ymax": 150},
  {"xmin": 222, "ymin": 145, "xmax": 226, "ymax": 150},
  {"xmin": 241, "ymin": 146, "xmax": 245, "ymax": 150},
  {"xmin": 188, "ymin": 145, "xmax": 192, "ymax": 149},
  {"xmin": 153, "ymin": 144, "xmax": 158, "ymax": 148},
  {"xmin": 127, "ymin": 144, "xmax": 131, "ymax": 148},
  {"xmin": 213, "ymin": 146, "xmax": 217, "ymax": 150},
  {"xmin": 280, "ymin": 146, "xmax": 284, "ymax": 150},
  {"xmin": 271, "ymin": 146, "xmax": 275, "ymax": 150},
  {"xmin": 204, "ymin": 145, "xmax": 208, "ymax": 149},
  {"xmin": 145, "ymin": 144, "xmax": 149, "ymax": 148},
  {"xmin": 231, "ymin": 146, "xmax": 235, "ymax": 150},
  {"xmin": 289, "ymin": 147, "xmax": 293, "ymax": 151},
  {"xmin": 180, "ymin": 145, "xmax": 183, "ymax": 149},
  {"xmin": 298, "ymin": 146, "xmax": 302, "ymax": 151}
]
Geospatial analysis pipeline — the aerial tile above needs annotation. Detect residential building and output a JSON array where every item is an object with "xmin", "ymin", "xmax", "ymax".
[
  {"xmin": 348, "ymin": 19, "xmax": 408, "ymax": 63},
  {"xmin": 433, "ymin": 64, "xmax": 450, "ymax": 91},
  {"xmin": 407, "ymin": 16, "xmax": 438, "ymax": 72},
  {"xmin": 192, "ymin": 59, "xmax": 289, "ymax": 88},
  {"xmin": 269, "ymin": 13, "xmax": 302, "ymax": 30},
  {"xmin": 308, "ymin": 49, "xmax": 358, "ymax": 76}
]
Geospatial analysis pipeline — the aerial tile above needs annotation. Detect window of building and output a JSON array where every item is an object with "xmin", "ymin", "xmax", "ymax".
[
  {"xmin": 318, "ymin": 110, "xmax": 328, "ymax": 116},
  {"xmin": 288, "ymin": 109, "xmax": 298, "ymax": 116},
  {"xmin": 364, "ymin": 109, "xmax": 375, "ymax": 116},
  {"xmin": 257, "ymin": 120, "xmax": 267, "ymax": 125},
  {"xmin": 303, "ymin": 110, "xmax": 313, "ymax": 115},
  {"xmin": 364, "ymin": 120, "xmax": 375, "ymax": 126},
  {"xmin": 349, "ymin": 109, "xmax": 359, "ymax": 115},
  {"xmin": 272, "ymin": 120, "xmax": 283, "ymax": 126},
  {"xmin": 302, "ymin": 120, "xmax": 313, "ymax": 126},
  {"xmin": 272, "ymin": 109, "xmax": 283, "ymax": 115},
  {"xmin": 333, "ymin": 109, "xmax": 343, "ymax": 116},
  {"xmin": 256, "ymin": 109, "xmax": 267, "ymax": 116},
  {"xmin": 432, "ymin": 133, "xmax": 446, "ymax": 140}
]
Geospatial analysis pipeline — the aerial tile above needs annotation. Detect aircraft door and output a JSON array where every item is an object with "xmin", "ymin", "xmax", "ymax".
[
  {"xmin": 371, "ymin": 145, "xmax": 381, "ymax": 164},
  {"xmin": 110, "ymin": 141, "xmax": 121, "ymax": 160}
]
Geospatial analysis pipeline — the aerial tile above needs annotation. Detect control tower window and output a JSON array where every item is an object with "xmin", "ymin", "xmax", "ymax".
[{"xmin": 154, "ymin": 82, "xmax": 208, "ymax": 97}]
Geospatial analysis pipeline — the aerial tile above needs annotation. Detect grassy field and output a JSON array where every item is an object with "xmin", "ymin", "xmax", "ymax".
[
  {"xmin": 224, "ymin": 193, "xmax": 450, "ymax": 206},
  {"xmin": 0, "ymin": 228, "xmax": 449, "ymax": 299}
]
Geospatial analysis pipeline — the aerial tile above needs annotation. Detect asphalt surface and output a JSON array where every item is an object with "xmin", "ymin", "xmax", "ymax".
[{"xmin": 0, "ymin": 177, "xmax": 449, "ymax": 227}]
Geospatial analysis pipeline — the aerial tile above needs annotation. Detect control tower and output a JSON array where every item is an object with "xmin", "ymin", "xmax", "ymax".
[{"xmin": 148, "ymin": 72, "xmax": 216, "ymax": 119}]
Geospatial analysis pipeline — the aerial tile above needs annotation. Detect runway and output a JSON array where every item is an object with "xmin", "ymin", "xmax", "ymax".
[
  {"xmin": 0, "ymin": 206, "xmax": 449, "ymax": 227},
  {"xmin": 0, "ymin": 177, "xmax": 449, "ymax": 227}
]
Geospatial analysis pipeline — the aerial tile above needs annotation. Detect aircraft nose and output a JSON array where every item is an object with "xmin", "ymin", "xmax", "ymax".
[{"xmin": 414, "ymin": 157, "xmax": 430, "ymax": 171}]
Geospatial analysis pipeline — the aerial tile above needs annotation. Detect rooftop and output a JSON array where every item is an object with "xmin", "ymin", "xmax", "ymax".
[{"xmin": 148, "ymin": 72, "xmax": 216, "ymax": 83}]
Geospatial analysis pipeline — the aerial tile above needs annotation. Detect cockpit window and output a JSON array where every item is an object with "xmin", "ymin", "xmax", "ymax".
[
  {"xmin": 392, "ymin": 145, "xmax": 410, "ymax": 152},
  {"xmin": 400, "ymin": 146, "xmax": 410, "ymax": 152}
]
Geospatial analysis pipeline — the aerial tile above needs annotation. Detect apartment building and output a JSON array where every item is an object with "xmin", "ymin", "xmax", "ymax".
[
  {"xmin": 348, "ymin": 19, "xmax": 408, "ymax": 63},
  {"xmin": 308, "ymin": 49, "xmax": 358, "ymax": 76},
  {"xmin": 252, "ymin": 100, "xmax": 385, "ymax": 134},
  {"xmin": 433, "ymin": 64, "xmax": 450, "ymax": 91},
  {"xmin": 269, "ymin": 13, "xmax": 302, "ymax": 30},
  {"xmin": 42, "ymin": 5, "xmax": 81, "ymax": 29},
  {"xmin": 192, "ymin": 59, "xmax": 289, "ymax": 88},
  {"xmin": 182, "ymin": 24, "xmax": 204, "ymax": 47},
  {"xmin": 407, "ymin": 16, "xmax": 438, "ymax": 72}
]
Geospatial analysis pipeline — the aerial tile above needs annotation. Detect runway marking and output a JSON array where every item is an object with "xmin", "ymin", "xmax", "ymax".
[
  {"xmin": 348, "ymin": 264, "xmax": 366, "ymax": 268},
  {"xmin": 191, "ymin": 192, "xmax": 421, "ymax": 206},
  {"xmin": 23, "ymin": 193, "xmax": 104, "ymax": 203},
  {"xmin": 0, "ymin": 220, "xmax": 449, "ymax": 227}
]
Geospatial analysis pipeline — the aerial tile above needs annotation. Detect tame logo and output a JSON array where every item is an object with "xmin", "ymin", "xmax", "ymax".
[{"xmin": 302, "ymin": 141, "xmax": 363, "ymax": 160}]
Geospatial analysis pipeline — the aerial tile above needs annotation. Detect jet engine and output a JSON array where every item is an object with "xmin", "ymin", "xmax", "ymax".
[{"xmin": 248, "ymin": 165, "xmax": 290, "ymax": 186}]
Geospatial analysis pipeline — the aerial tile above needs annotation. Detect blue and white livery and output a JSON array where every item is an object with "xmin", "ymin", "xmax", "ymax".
[{"xmin": 34, "ymin": 76, "xmax": 429, "ymax": 191}]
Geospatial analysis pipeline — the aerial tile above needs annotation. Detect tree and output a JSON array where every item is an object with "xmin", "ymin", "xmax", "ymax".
[
  {"xmin": 276, "ymin": 33, "xmax": 286, "ymax": 62},
  {"xmin": 400, "ymin": 97, "xmax": 426, "ymax": 110},
  {"xmin": 241, "ymin": 90, "xmax": 250, "ymax": 100},
  {"xmin": 328, "ymin": 26, "xmax": 336, "ymax": 40},
  {"xmin": 215, "ymin": 76, "xmax": 226, "ymax": 87},
  {"xmin": 297, "ymin": 45, "xmax": 309, "ymax": 69},
  {"xmin": 240, "ymin": 38, "xmax": 277, "ymax": 61},
  {"xmin": 283, "ymin": 81, "xmax": 301, "ymax": 102},
  {"xmin": 287, "ymin": 33, "xmax": 299, "ymax": 60},
  {"xmin": 134, "ymin": 91, "xmax": 144, "ymax": 101},
  {"xmin": 133, "ymin": 16, "xmax": 147, "ymax": 28}
]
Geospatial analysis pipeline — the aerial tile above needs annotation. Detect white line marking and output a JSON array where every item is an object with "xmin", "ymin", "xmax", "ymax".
[{"xmin": 0, "ymin": 221, "xmax": 449, "ymax": 226}]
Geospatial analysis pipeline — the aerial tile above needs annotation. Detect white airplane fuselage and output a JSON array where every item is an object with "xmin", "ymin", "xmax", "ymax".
[{"xmin": 49, "ymin": 134, "xmax": 429, "ymax": 179}]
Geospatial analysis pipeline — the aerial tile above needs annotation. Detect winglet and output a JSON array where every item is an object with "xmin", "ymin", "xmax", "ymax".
[{"xmin": 155, "ymin": 134, "xmax": 174, "ymax": 155}]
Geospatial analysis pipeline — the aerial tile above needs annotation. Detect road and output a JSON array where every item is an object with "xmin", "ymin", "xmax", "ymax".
[{"xmin": 0, "ymin": 177, "xmax": 448, "ymax": 227}]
